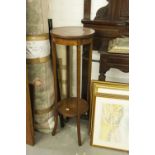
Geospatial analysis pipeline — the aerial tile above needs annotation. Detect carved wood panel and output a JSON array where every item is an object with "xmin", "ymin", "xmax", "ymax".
[{"xmin": 94, "ymin": 0, "xmax": 129, "ymax": 21}]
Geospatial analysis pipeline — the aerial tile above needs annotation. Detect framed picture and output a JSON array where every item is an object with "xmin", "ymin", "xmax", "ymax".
[{"xmin": 90, "ymin": 81, "xmax": 129, "ymax": 151}]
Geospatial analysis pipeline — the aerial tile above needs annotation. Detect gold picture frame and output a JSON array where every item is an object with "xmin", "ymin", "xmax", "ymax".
[{"xmin": 90, "ymin": 80, "xmax": 129, "ymax": 151}]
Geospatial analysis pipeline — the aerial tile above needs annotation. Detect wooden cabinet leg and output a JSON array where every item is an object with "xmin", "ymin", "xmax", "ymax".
[
  {"xmin": 99, "ymin": 67, "xmax": 109, "ymax": 81},
  {"xmin": 59, "ymin": 114, "xmax": 65, "ymax": 128},
  {"xmin": 87, "ymin": 42, "xmax": 93, "ymax": 135},
  {"xmin": 82, "ymin": 44, "xmax": 89, "ymax": 100},
  {"xmin": 56, "ymin": 67, "xmax": 65, "ymax": 128},
  {"xmin": 52, "ymin": 111, "xmax": 59, "ymax": 135},
  {"xmin": 87, "ymin": 42, "xmax": 92, "ymax": 106},
  {"xmin": 66, "ymin": 46, "xmax": 70, "ymax": 98},
  {"xmin": 77, "ymin": 45, "xmax": 82, "ymax": 146},
  {"xmin": 51, "ymin": 40, "xmax": 59, "ymax": 135},
  {"xmin": 99, "ymin": 73, "xmax": 106, "ymax": 81},
  {"xmin": 77, "ymin": 115, "xmax": 82, "ymax": 146}
]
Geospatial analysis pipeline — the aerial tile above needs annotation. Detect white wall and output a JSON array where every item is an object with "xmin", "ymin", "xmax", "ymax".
[
  {"xmin": 48, "ymin": 0, "xmax": 108, "ymax": 26},
  {"xmin": 91, "ymin": 0, "xmax": 108, "ymax": 20},
  {"xmin": 48, "ymin": 0, "xmax": 84, "ymax": 27}
]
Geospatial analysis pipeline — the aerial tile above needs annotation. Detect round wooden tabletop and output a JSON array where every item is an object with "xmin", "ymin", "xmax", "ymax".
[{"xmin": 51, "ymin": 26, "xmax": 95, "ymax": 39}]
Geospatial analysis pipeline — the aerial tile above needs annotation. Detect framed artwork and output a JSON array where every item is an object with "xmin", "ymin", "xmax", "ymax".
[{"xmin": 90, "ymin": 81, "xmax": 129, "ymax": 151}]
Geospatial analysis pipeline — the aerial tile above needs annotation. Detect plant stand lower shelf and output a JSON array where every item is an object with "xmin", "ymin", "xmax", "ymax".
[{"xmin": 57, "ymin": 97, "xmax": 88, "ymax": 117}]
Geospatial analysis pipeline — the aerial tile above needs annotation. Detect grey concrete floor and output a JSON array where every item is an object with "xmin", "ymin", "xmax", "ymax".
[{"xmin": 27, "ymin": 119, "xmax": 129, "ymax": 155}]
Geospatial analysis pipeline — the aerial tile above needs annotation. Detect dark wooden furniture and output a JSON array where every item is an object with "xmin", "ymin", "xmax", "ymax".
[
  {"xmin": 100, "ymin": 51, "xmax": 129, "ymax": 80},
  {"xmin": 51, "ymin": 26, "xmax": 95, "ymax": 145},
  {"xmin": 82, "ymin": 0, "xmax": 129, "ymax": 99}
]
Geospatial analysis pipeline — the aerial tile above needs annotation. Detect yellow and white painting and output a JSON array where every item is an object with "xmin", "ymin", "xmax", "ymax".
[{"xmin": 92, "ymin": 97, "xmax": 129, "ymax": 151}]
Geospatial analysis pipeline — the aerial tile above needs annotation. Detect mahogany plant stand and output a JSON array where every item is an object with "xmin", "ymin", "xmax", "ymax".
[{"xmin": 50, "ymin": 26, "xmax": 94, "ymax": 146}]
